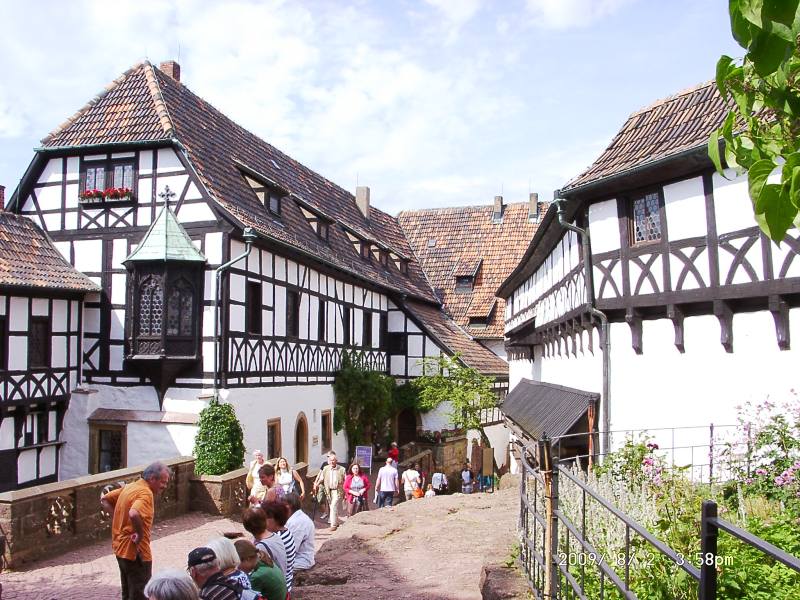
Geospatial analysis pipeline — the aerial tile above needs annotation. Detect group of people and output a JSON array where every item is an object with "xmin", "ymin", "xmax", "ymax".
[{"xmin": 101, "ymin": 460, "xmax": 316, "ymax": 600}]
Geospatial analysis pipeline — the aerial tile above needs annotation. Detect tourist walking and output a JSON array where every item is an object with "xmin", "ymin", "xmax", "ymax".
[
  {"xmin": 245, "ymin": 450, "xmax": 267, "ymax": 506},
  {"xmin": 387, "ymin": 441, "xmax": 399, "ymax": 464},
  {"xmin": 343, "ymin": 462, "xmax": 370, "ymax": 515},
  {"xmin": 401, "ymin": 462, "xmax": 422, "ymax": 500},
  {"xmin": 461, "ymin": 462, "xmax": 475, "ymax": 494},
  {"xmin": 284, "ymin": 492, "xmax": 316, "ymax": 571},
  {"xmin": 276, "ymin": 456, "xmax": 306, "ymax": 499},
  {"xmin": 100, "ymin": 461, "xmax": 170, "ymax": 600},
  {"xmin": 375, "ymin": 457, "xmax": 399, "ymax": 508},
  {"xmin": 312, "ymin": 451, "xmax": 346, "ymax": 529}
]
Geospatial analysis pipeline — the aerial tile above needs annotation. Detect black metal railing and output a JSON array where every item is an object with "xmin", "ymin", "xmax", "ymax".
[{"xmin": 517, "ymin": 436, "xmax": 800, "ymax": 599}]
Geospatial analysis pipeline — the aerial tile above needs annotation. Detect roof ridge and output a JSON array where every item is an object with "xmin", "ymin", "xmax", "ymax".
[
  {"xmin": 144, "ymin": 62, "xmax": 175, "ymax": 138},
  {"xmin": 628, "ymin": 80, "xmax": 716, "ymax": 118},
  {"xmin": 41, "ymin": 60, "xmax": 149, "ymax": 146},
  {"xmin": 398, "ymin": 201, "xmax": 531, "ymax": 216}
]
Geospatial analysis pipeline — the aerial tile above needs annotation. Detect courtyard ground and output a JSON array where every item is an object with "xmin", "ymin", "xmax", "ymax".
[{"xmin": 0, "ymin": 484, "xmax": 519, "ymax": 600}]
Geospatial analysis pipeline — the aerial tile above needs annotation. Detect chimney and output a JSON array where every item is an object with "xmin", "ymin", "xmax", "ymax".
[
  {"xmin": 529, "ymin": 192, "xmax": 539, "ymax": 221},
  {"xmin": 0, "ymin": 185, "xmax": 5, "ymax": 211},
  {"xmin": 492, "ymin": 195, "xmax": 503, "ymax": 223},
  {"xmin": 159, "ymin": 61, "xmax": 181, "ymax": 82},
  {"xmin": 356, "ymin": 186, "xmax": 370, "ymax": 219}
]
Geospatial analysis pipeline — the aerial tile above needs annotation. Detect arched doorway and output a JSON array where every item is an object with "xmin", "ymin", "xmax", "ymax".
[
  {"xmin": 397, "ymin": 408, "xmax": 418, "ymax": 447},
  {"xmin": 294, "ymin": 413, "xmax": 308, "ymax": 465}
]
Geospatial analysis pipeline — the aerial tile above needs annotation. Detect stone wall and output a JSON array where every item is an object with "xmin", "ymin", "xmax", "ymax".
[
  {"xmin": 0, "ymin": 456, "xmax": 194, "ymax": 569},
  {"xmin": 400, "ymin": 435, "xmax": 467, "ymax": 492}
]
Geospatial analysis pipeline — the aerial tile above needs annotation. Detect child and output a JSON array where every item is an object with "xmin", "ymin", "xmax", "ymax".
[
  {"xmin": 424, "ymin": 483, "xmax": 435, "ymax": 498},
  {"xmin": 234, "ymin": 538, "xmax": 287, "ymax": 600}
]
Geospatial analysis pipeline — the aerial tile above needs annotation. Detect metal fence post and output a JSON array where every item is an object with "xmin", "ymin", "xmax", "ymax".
[
  {"xmin": 699, "ymin": 500, "xmax": 718, "ymax": 600},
  {"xmin": 541, "ymin": 437, "xmax": 559, "ymax": 599}
]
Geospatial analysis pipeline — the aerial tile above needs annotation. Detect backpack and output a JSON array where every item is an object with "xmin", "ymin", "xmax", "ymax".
[{"xmin": 215, "ymin": 578, "xmax": 263, "ymax": 600}]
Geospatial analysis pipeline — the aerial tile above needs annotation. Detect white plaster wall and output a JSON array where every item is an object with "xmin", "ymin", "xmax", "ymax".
[
  {"xmin": 127, "ymin": 422, "xmax": 196, "ymax": 465},
  {"xmin": 59, "ymin": 385, "xmax": 161, "ymax": 480},
  {"xmin": 482, "ymin": 422, "xmax": 511, "ymax": 468},
  {"xmin": 663, "ymin": 176, "xmax": 707, "ymax": 240},
  {"xmin": 420, "ymin": 402, "xmax": 452, "ymax": 432},
  {"xmin": 608, "ymin": 310, "xmax": 800, "ymax": 453},
  {"xmin": 224, "ymin": 384, "xmax": 345, "ymax": 466},
  {"xmin": 481, "ymin": 339, "xmax": 507, "ymax": 360},
  {"xmin": 713, "ymin": 170, "xmax": 753, "ymax": 234},
  {"xmin": 588, "ymin": 199, "xmax": 620, "ymax": 254},
  {"xmin": 508, "ymin": 355, "xmax": 534, "ymax": 392}
]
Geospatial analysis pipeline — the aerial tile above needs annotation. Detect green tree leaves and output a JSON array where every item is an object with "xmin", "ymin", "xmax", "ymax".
[
  {"xmin": 711, "ymin": 0, "xmax": 800, "ymax": 242},
  {"xmin": 412, "ymin": 353, "xmax": 497, "ymax": 439},
  {"xmin": 193, "ymin": 399, "xmax": 245, "ymax": 475},
  {"xmin": 333, "ymin": 352, "xmax": 395, "ymax": 458}
]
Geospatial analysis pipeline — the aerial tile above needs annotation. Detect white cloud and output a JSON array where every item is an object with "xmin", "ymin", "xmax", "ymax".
[
  {"xmin": 422, "ymin": 0, "xmax": 482, "ymax": 43},
  {"xmin": 525, "ymin": 0, "xmax": 634, "ymax": 29}
]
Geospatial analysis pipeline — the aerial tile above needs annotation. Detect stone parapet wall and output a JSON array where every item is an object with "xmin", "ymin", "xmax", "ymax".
[
  {"xmin": 0, "ymin": 456, "xmax": 194, "ymax": 569},
  {"xmin": 400, "ymin": 435, "xmax": 467, "ymax": 492}
]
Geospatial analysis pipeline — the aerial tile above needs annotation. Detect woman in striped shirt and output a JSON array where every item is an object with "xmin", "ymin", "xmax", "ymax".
[{"xmin": 261, "ymin": 500, "xmax": 296, "ymax": 593}]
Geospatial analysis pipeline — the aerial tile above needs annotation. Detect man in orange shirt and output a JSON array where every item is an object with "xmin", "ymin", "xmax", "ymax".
[{"xmin": 100, "ymin": 461, "xmax": 171, "ymax": 600}]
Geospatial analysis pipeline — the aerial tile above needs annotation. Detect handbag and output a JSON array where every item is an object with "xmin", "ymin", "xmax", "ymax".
[{"xmin": 412, "ymin": 487, "xmax": 424, "ymax": 499}]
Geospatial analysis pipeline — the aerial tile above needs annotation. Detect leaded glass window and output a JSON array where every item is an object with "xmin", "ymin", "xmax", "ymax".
[
  {"xmin": 167, "ymin": 279, "xmax": 193, "ymax": 336},
  {"xmin": 113, "ymin": 163, "xmax": 134, "ymax": 189},
  {"xmin": 29, "ymin": 317, "xmax": 50, "ymax": 368},
  {"xmin": 85, "ymin": 165, "xmax": 105, "ymax": 191},
  {"xmin": 631, "ymin": 192, "xmax": 662, "ymax": 245},
  {"xmin": 139, "ymin": 276, "xmax": 164, "ymax": 336}
]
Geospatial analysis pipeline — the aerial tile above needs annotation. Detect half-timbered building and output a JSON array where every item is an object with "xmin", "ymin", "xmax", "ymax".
[
  {"xmin": 398, "ymin": 196, "xmax": 546, "ymax": 461},
  {"xmin": 7, "ymin": 60, "xmax": 506, "ymax": 482},
  {"xmin": 0, "ymin": 187, "xmax": 99, "ymax": 491},
  {"xmin": 498, "ymin": 81, "xmax": 800, "ymax": 458}
]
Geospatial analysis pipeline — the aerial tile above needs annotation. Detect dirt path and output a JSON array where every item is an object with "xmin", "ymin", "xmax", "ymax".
[{"xmin": 294, "ymin": 485, "xmax": 519, "ymax": 600}]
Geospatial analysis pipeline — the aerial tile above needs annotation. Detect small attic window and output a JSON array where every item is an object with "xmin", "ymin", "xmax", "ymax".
[
  {"xmin": 379, "ymin": 250, "xmax": 389, "ymax": 267},
  {"xmin": 399, "ymin": 259, "xmax": 408, "ymax": 275},
  {"xmin": 268, "ymin": 191, "xmax": 281, "ymax": 216},
  {"xmin": 427, "ymin": 239, "xmax": 436, "ymax": 248},
  {"xmin": 455, "ymin": 275, "xmax": 474, "ymax": 292},
  {"xmin": 469, "ymin": 316, "xmax": 489, "ymax": 328},
  {"xmin": 317, "ymin": 220, "xmax": 329, "ymax": 241},
  {"xmin": 360, "ymin": 241, "xmax": 371, "ymax": 260}
]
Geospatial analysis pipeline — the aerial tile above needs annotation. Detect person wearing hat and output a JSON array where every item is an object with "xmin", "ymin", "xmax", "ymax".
[{"xmin": 186, "ymin": 547, "xmax": 238, "ymax": 600}]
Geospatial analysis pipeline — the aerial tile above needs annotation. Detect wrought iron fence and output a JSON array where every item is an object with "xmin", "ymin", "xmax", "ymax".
[{"xmin": 517, "ymin": 434, "xmax": 800, "ymax": 599}]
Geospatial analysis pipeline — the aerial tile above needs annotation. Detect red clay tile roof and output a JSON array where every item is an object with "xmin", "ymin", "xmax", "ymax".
[
  {"xmin": 563, "ymin": 81, "xmax": 733, "ymax": 191},
  {"xmin": 403, "ymin": 299, "xmax": 508, "ymax": 377},
  {"xmin": 39, "ymin": 62, "xmax": 436, "ymax": 303},
  {"xmin": 0, "ymin": 212, "xmax": 100, "ymax": 292},
  {"xmin": 398, "ymin": 202, "xmax": 544, "ymax": 339}
]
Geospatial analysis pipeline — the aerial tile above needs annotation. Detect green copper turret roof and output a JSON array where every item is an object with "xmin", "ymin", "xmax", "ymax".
[{"xmin": 124, "ymin": 205, "xmax": 206, "ymax": 263}]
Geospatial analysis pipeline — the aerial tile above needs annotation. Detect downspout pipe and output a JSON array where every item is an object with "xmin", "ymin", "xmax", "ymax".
[
  {"xmin": 553, "ymin": 197, "xmax": 611, "ymax": 455},
  {"xmin": 213, "ymin": 227, "xmax": 257, "ymax": 401}
]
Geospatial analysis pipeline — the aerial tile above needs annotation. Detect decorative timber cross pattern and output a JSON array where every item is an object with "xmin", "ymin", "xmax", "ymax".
[{"xmin": 159, "ymin": 185, "xmax": 177, "ymax": 210}]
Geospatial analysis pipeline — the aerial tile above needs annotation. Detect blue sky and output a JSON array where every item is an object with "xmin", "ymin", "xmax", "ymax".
[{"xmin": 0, "ymin": 0, "xmax": 742, "ymax": 214}]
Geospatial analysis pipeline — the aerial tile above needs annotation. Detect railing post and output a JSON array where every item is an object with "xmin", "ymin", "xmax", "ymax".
[
  {"xmin": 542, "ymin": 436, "xmax": 559, "ymax": 599},
  {"xmin": 699, "ymin": 500, "xmax": 718, "ymax": 600}
]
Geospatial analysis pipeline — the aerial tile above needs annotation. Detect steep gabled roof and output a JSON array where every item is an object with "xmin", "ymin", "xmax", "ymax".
[
  {"xmin": 37, "ymin": 61, "xmax": 436, "ymax": 303},
  {"xmin": 0, "ymin": 212, "xmax": 100, "ymax": 293},
  {"xmin": 398, "ymin": 202, "xmax": 543, "ymax": 339},
  {"xmin": 563, "ymin": 81, "xmax": 733, "ymax": 192},
  {"xmin": 403, "ymin": 299, "xmax": 508, "ymax": 377}
]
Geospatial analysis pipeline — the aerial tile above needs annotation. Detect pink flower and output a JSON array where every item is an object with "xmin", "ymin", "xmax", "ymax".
[{"xmin": 756, "ymin": 468, "xmax": 767, "ymax": 476}]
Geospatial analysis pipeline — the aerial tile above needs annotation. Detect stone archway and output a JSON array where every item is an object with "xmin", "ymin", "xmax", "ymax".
[
  {"xmin": 294, "ymin": 412, "xmax": 308, "ymax": 464},
  {"xmin": 397, "ymin": 408, "xmax": 419, "ymax": 447}
]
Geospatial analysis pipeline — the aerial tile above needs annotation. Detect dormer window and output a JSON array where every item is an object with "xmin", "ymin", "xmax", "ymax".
[
  {"xmin": 399, "ymin": 260, "xmax": 408, "ymax": 275},
  {"xmin": 317, "ymin": 221, "xmax": 329, "ymax": 240},
  {"xmin": 360, "ymin": 241, "xmax": 371, "ymax": 260},
  {"xmin": 379, "ymin": 250, "xmax": 389, "ymax": 267},
  {"xmin": 80, "ymin": 157, "xmax": 136, "ymax": 203},
  {"xmin": 455, "ymin": 275, "xmax": 473, "ymax": 292},
  {"xmin": 268, "ymin": 191, "xmax": 281, "ymax": 216}
]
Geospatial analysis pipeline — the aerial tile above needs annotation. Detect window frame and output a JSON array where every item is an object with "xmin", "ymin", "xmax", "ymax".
[
  {"xmin": 286, "ymin": 290, "xmax": 300, "ymax": 338},
  {"xmin": 362, "ymin": 310, "xmax": 373, "ymax": 348},
  {"xmin": 342, "ymin": 306, "xmax": 351, "ymax": 346},
  {"xmin": 267, "ymin": 191, "xmax": 282, "ymax": 217},
  {"xmin": 628, "ymin": 188, "xmax": 664, "ymax": 247},
  {"xmin": 246, "ymin": 281, "xmax": 262, "ymax": 335},
  {"xmin": 320, "ymin": 410, "xmax": 333, "ymax": 453},
  {"xmin": 79, "ymin": 157, "xmax": 137, "ymax": 204},
  {"xmin": 267, "ymin": 418, "xmax": 282, "ymax": 460},
  {"xmin": 88, "ymin": 423, "xmax": 127, "ymax": 474},
  {"xmin": 455, "ymin": 275, "xmax": 474, "ymax": 293},
  {"xmin": 387, "ymin": 331, "xmax": 407, "ymax": 354},
  {"xmin": 29, "ymin": 316, "xmax": 51, "ymax": 369},
  {"xmin": 317, "ymin": 299, "xmax": 326, "ymax": 342}
]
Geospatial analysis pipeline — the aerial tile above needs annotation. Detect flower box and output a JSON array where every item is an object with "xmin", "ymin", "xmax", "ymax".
[{"xmin": 79, "ymin": 187, "xmax": 134, "ymax": 203}]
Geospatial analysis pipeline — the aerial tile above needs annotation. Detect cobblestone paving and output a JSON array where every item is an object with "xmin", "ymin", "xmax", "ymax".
[{"xmin": 1, "ymin": 511, "xmax": 336, "ymax": 600}]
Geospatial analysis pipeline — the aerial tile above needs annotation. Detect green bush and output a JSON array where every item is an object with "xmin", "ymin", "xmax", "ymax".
[{"xmin": 193, "ymin": 399, "xmax": 245, "ymax": 475}]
